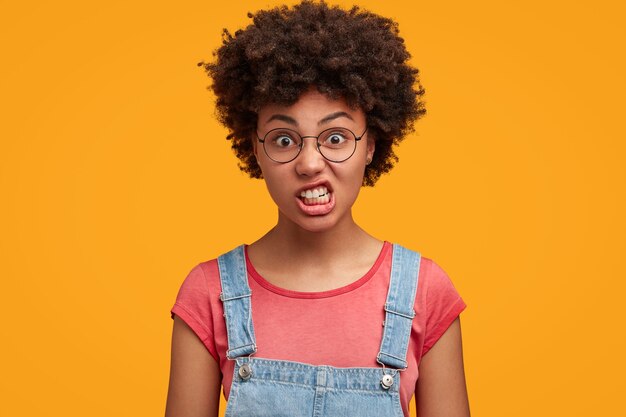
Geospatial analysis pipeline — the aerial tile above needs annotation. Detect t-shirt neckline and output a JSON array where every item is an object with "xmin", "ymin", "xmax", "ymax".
[{"xmin": 244, "ymin": 241, "xmax": 391, "ymax": 299}]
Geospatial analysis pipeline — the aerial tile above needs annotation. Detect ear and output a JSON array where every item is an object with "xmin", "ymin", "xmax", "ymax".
[
  {"xmin": 251, "ymin": 134, "xmax": 259, "ymax": 160},
  {"xmin": 366, "ymin": 135, "xmax": 375, "ymax": 163}
]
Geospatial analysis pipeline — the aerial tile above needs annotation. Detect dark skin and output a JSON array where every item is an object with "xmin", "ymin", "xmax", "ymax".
[
  {"xmin": 165, "ymin": 92, "xmax": 470, "ymax": 416},
  {"xmin": 165, "ymin": 315, "xmax": 221, "ymax": 417},
  {"xmin": 203, "ymin": 1, "xmax": 426, "ymax": 187}
]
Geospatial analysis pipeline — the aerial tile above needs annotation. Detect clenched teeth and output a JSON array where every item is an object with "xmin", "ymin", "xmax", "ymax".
[
  {"xmin": 300, "ymin": 186, "xmax": 328, "ymax": 199},
  {"xmin": 299, "ymin": 186, "xmax": 330, "ymax": 205}
]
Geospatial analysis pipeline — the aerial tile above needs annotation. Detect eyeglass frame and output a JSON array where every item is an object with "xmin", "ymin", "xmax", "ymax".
[{"xmin": 256, "ymin": 126, "xmax": 368, "ymax": 163}]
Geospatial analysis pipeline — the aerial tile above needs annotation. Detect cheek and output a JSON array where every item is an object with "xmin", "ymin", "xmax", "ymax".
[
  {"xmin": 262, "ymin": 178, "xmax": 285, "ymax": 208},
  {"xmin": 256, "ymin": 155, "xmax": 273, "ymax": 179},
  {"xmin": 259, "ymin": 166, "xmax": 292, "ymax": 200},
  {"xmin": 335, "ymin": 164, "xmax": 366, "ymax": 197}
]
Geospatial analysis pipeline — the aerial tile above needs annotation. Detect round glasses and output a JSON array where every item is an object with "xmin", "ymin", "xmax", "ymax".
[{"xmin": 257, "ymin": 127, "xmax": 368, "ymax": 163}]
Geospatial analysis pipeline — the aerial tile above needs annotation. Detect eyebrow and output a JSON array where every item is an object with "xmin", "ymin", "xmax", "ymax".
[
  {"xmin": 318, "ymin": 111, "xmax": 354, "ymax": 125},
  {"xmin": 264, "ymin": 111, "xmax": 355, "ymax": 127},
  {"xmin": 265, "ymin": 114, "xmax": 298, "ymax": 126}
]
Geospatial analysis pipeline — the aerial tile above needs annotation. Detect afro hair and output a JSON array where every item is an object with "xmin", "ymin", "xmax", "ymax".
[{"xmin": 198, "ymin": 0, "xmax": 426, "ymax": 186}]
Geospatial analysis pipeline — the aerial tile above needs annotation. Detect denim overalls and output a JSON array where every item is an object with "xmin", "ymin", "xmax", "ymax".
[{"xmin": 217, "ymin": 244, "xmax": 421, "ymax": 417}]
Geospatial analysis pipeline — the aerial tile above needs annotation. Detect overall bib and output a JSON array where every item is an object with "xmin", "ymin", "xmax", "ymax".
[{"xmin": 217, "ymin": 244, "xmax": 421, "ymax": 417}]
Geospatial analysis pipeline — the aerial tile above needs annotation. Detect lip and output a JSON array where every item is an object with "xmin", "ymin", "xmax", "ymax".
[
  {"xmin": 296, "ymin": 191, "xmax": 336, "ymax": 216},
  {"xmin": 295, "ymin": 180, "xmax": 333, "ymax": 197}
]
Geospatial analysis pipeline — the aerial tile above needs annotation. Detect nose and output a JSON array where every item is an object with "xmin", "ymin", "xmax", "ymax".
[{"xmin": 294, "ymin": 137, "xmax": 325, "ymax": 176}]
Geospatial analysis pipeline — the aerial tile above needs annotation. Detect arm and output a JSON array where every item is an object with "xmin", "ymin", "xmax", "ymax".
[
  {"xmin": 165, "ymin": 315, "xmax": 222, "ymax": 417},
  {"xmin": 415, "ymin": 317, "xmax": 470, "ymax": 417}
]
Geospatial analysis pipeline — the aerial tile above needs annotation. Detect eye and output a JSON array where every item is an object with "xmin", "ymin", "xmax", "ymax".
[
  {"xmin": 325, "ymin": 133, "xmax": 347, "ymax": 145},
  {"xmin": 271, "ymin": 134, "xmax": 297, "ymax": 148}
]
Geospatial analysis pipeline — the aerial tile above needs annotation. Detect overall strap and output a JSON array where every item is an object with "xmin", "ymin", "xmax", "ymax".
[
  {"xmin": 217, "ymin": 245, "xmax": 257, "ymax": 359},
  {"xmin": 377, "ymin": 244, "xmax": 422, "ymax": 370}
]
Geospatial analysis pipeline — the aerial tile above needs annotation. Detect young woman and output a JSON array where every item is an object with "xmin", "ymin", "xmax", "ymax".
[{"xmin": 165, "ymin": 2, "xmax": 470, "ymax": 416}]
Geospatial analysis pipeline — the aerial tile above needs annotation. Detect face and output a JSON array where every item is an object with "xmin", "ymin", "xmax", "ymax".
[{"xmin": 254, "ymin": 89, "xmax": 375, "ymax": 233}]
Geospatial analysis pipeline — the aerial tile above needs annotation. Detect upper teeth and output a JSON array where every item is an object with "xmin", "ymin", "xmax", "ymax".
[{"xmin": 301, "ymin": 186, "xmax": 328, "ymax": 198}]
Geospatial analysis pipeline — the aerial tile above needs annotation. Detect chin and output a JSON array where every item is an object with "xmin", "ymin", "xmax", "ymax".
[
  {"xmin": 298, "ymin": 220, "xmax": 337, "ymax": 233},
  {"xmin": 280, "ymin": 210, "xmax": 343, "ymax": 234}
]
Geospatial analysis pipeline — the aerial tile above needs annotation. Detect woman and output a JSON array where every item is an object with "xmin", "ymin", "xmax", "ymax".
[{"xmin": 165, "ymin": 2, "xmax": 470, "ymax": 416}]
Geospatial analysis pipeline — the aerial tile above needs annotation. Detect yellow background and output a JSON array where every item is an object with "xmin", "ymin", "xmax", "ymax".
[{"xmin": 1, "ymin": 0, "xmax": 624, "ymax": 415}]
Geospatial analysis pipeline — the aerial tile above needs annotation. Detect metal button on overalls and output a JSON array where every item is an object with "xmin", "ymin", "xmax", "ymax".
[
  {"xmin": 238, "ymin": 363, "xmax": 252, "ymax": 380},
  {"xmin": 381, "ymin": 374, "xmax": 394, "ymax": 389}
]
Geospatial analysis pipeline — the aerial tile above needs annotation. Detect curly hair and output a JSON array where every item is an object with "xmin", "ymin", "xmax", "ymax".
[{"xmin": 198, "ymin": 0, "xmax": 426, "ymax": 186}]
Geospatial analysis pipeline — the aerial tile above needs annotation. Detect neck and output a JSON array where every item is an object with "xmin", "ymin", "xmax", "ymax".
[
  {"xmin": 254, "ymin": 209, "xmax": 376, "ymax": 265},
  {"xmin": 247, "ymin": 209, "xmax": 385, "ymax": 291}
]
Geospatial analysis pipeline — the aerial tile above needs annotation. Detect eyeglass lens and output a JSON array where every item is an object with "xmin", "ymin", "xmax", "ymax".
[{"xmin": 262, "ymin": 127, "xmax": 358, "ymax": 163}]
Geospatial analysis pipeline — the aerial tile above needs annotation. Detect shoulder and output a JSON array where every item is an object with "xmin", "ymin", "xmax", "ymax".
[
  {"xmin": 418, "ymin": 256, "xmax": 459, "ymax": 295},
  {"xmin": 414, "ymin": 255, "xmax": 467, "ymax": 356},
  {"xmin": 173, "ymin": 259, "xmax": 221, "ymax": 304},
  {"xmin": 170, "ymin": 258, "xmax": 223, "ymax": 359},
  {"xmin": 391, "ymin": 245, "xmax": 458, "ymax": 292}
]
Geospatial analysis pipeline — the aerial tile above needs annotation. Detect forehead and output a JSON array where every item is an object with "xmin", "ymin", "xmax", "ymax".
[{"xmin": 257, "ymin": 89, "xmax": 365, "ymax": 128}]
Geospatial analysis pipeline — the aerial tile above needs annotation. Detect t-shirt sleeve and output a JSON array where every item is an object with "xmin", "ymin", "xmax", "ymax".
[
  {"xmin": 170, "ymin": 263, "xmax": 219, "ymax": 361},
  {"xmin": 421, "ymin": 260, "xmax": 467, "ymax": 356}
]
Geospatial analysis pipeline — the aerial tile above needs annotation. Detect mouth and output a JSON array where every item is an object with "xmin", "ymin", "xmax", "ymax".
[
  {"xmin": 295, "ymin": 182, "xmax": 335, "ymax": 216},
  {"xmin": 298, "ymin": 185, "xmax": 331, "ymax": 206}
]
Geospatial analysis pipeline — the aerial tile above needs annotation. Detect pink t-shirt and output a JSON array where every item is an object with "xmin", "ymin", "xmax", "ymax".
[{"xmin": 170, "ymin": 242, "xmax": 466, "ymax": 416}]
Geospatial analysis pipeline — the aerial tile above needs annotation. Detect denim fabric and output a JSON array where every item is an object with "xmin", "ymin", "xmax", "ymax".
[
  {"xmin": 217, "ymin": 248, "xmax": 257, "ymax": 359},
  {"xmin": 377, "ymin": 245, "xmax": 421, "ymax": 369},
  {"xmin": 217, "ymin": 244, "xmax": 421, "ymax": 417}
]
